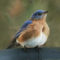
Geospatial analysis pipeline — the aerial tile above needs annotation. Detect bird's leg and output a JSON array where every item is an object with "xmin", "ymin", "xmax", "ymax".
[
  {"xmin": 24, "ymin": 46, "xmax": 28, "ymax": 52},
  {"xmin": 35, "ymin": 46, "xmax": 40, "ymax": 52}
]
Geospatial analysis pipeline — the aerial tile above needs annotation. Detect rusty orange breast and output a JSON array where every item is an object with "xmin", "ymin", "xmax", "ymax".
[{"xmin": 17, "ymin": 20, "xmax": 44, "ymax": 42}]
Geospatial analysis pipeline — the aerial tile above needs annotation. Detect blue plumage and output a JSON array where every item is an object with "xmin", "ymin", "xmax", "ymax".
[
  {"xmin": 31, "ymin": 10, "xmax": 47, "ymax": 20},
  {"xmin": 33, "ymin": 10, "xmax": 45, "ymax": 15},
  {"xmin": 15, "ymin": 20, "xmax": 32, "ymax": 38}
]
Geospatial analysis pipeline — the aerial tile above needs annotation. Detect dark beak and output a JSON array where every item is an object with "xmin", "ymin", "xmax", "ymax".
[{"xmin": 43, "ymin": 11, "xmax": 48, "ymax": 14}]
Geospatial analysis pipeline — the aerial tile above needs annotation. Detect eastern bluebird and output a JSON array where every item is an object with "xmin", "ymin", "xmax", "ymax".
[{"xmin": 7, "ymin": 10, "xmax": 50, "ymax": 49}]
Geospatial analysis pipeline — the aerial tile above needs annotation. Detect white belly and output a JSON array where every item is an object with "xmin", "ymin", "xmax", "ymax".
[{"xmin": 16, "ymin": 32, "xmax": 47, "ymax": 48}]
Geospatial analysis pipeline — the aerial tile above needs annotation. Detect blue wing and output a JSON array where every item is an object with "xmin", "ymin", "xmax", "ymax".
[
  {"xmin": 15, "ymin": 20, "xmax": 32, "ymax": 38},
  {"xmin": 7, "ymin": 20, "xmax": 32, "ymax": 49}
]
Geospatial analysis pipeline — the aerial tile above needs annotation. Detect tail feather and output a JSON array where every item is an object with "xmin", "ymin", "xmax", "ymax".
[
  {"xmin": 6, "ymin": 30, "xmax": 21, "ymax": 49},
  {"xmin": 6, "ymin": 38, "xmax": 20, "ymax": 49},
  {"xmin": 6, "ymin": 43, "xmax": 15, "ymax": 49},
  {"xmin": 6, "ymin": 38, "xmax": 16, "ymax": 49}
]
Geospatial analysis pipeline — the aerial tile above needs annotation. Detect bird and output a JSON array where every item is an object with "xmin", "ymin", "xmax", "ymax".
[{"xmin": 7, "ymin": 10, "xmax": 50, "ymax": 49}]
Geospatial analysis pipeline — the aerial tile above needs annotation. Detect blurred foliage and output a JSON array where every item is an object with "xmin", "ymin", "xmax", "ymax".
[{"xmin": 0, "ymin": 0, "xmax": 60, "ymax": 49}]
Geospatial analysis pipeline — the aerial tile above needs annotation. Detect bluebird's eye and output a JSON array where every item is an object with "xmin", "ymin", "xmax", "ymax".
[{"xmin": 38, "ymin": 13, "xmax": 42, "ymax": 15}]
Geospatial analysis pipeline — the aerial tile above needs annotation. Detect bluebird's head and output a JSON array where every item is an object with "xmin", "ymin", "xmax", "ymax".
[{"xmin": 31, "ymin": 10, "xmax": 48, "ymax": 20}]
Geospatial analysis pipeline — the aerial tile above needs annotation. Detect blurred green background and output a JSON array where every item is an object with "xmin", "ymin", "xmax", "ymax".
[{"xmin": 0, "ymin": 0, "xmax": 60, "ymax": 49}]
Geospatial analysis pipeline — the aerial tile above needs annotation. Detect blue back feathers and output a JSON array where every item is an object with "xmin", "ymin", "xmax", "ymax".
[
  {"xmin": 15, "ymin": 20, "xmax": 32, "ymax": 38},
  {"xmin": 21, "ymin": 20, "xmax": 32, "ymax": 30}
]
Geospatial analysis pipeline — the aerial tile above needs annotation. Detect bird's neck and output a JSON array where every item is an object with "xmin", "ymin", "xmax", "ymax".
[
  {"xmin": 30, "ymin": 16, "xmax": 46, "ymax": 21},
  {"xmin": 30, "ymin": 18, "xmax": 46, "ymax": 24}
]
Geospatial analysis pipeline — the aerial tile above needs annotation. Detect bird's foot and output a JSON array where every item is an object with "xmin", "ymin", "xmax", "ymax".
[
  {"xmin": 24, "ymin": 46, "xmax": 28, "ymax": 52},
  {"xmin": 35, "ymin": 46, "xmax": 40, "ymax": 52}
]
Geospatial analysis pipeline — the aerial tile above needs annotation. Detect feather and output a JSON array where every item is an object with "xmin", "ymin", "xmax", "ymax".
[{"xmin": 6, "ymin": 20, "xmax": 32, "ymax": 49}]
